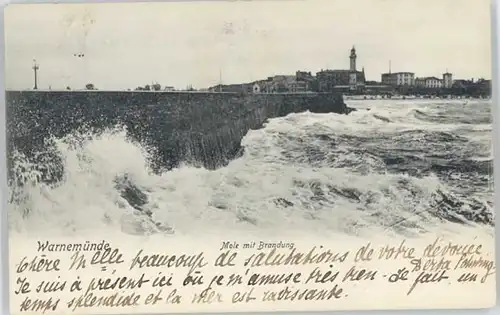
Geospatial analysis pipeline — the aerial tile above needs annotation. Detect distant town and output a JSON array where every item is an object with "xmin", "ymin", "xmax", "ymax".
[
  {"xmin": 205, "ymin": 46, "xmax": 491, "ymax": 98},
  {"xmin": 28, "ymin": 46, "xmax": 491, "ymax": 98}
]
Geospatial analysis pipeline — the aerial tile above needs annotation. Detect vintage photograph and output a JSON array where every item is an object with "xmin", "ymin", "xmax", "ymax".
[
  {"xmin": 5, "ymin": 0, "xmax": 496, "ymax": 313},
  {"xmin": 5, "ymin": 0, "xmax": 493, "ymax": 239}
]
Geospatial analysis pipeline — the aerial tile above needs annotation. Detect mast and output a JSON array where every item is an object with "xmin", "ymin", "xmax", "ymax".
[
  {"xmin": 219, "ymin": 68, "xmax": 222, "ymax": 92},
  {"xmin": 32, "ymin": 59, "xmax": 39, "ymax": 90}
]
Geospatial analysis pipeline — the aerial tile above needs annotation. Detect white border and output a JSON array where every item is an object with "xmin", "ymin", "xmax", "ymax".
[{"xmin": 0, "ymin": 0, "xmax": 498, "ymax": 314}]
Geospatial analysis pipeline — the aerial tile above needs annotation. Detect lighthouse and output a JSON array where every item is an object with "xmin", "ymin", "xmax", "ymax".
[
  {"xmin": 349, "ymin": 46, "xmax": 357, "ymax": 89},
  {"xmin": 350, "ymin": 46, "xmax": 357, "ymax": 72}
]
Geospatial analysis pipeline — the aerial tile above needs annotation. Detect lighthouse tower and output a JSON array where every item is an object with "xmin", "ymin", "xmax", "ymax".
[
  {"xmin": 349, "ymin": 46, "xmax": 357, "ymax": 89},
  {"xmin": 350, "ymin": 46, "xmax": 357, "ymax": 71}
]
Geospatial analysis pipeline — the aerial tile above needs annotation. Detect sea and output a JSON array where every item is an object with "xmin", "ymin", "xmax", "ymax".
[{"xmin": 7, "ymin": 99, "xmax": 494, "ymax": 239}]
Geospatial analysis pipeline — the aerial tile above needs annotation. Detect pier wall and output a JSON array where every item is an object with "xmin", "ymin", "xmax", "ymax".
[{"xmin": 6, "ymin": 91, "xmax": 350, "ymax": 175}]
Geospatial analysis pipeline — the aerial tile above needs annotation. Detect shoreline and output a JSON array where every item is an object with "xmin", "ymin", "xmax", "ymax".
[
  {"xmin": 344, "ymin": 95, "xmax": 491, "ymax": 100},
  {"xmin": 6, "ymin": 89, "xmax": 491, "ymax": 100}
]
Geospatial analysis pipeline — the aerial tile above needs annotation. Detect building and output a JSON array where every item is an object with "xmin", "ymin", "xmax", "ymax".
[
  {"xmin": 265, "ymin": 75, "xmax": 295, "ymax": 92},
  {"xmin": 208, "ymin": 83, "xmax": 252, "ymax": 93},
  {"xmin": 252, "ymin": 83, "xmax": 261, "ymax": 93},
  {"xmin": 415, "ymin": 76, "xmax": 443, "ymax": 88},
  {"xmin": 291, "ymin": 81, "xmax": 308, "ymax": 92},
  {"xmin": 443, "ymin": 72, "xmax": 453, "ymax": 88},
  {"xmin": 381, "ymin": 72, "xmax": 415, "ymax": 86},
  {"xmin": 212, "ymin": 73, "xmax": 312, "ymax": 94},
  {"xmin": 451, "ymin": 79, "xmax": 470, "ymax": 89},
  {"xmin": 316, "ymin": 46, "xmax": 366, "ymax": 92},
  {"xmin": 296, "ymin": 71, "xmax": 314, "ymax": 82},
  {"xmin": 295, "ymin": 71, "xmax": 315, "ymax": 91},
  {"xmin": 252, "ymin": 80, "xmax": 273, "ymax": 93},
  {"xmin": 425, "ymin": 77, "xmax": 442, "ymax": 88},
  {"xmin": 250, "ymin": 75, "xmax": 307, "ymax": 93},
  {"xmin": 413, "ymin": 72, "xmax": 452, "ymax": 89},
  {"xmin": 415, "ymin": 77, "xmax": 426, "ymax": 87},
  {"xmin": 364, "ymin": 81, "xmax": 394, "ymax": 95},
  {"xmin": 452, "ymin": 78, "xmax": 491, "ymax": 97}
]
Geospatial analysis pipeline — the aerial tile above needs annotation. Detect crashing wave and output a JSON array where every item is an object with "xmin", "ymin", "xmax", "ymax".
[{"xmin": 7, "ymin": 100, "xmax": 494, "ymax": 236}]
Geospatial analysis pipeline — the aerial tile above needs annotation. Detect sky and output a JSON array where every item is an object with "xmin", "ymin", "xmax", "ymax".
[{"xmin": 4, "ymin": 0, "xmax": 493, "ymax": 90}]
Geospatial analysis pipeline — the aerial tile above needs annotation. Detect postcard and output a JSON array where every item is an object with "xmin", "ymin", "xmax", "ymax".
[{"xmin": 5, "ymin": 0, "xmax": 495, "ymax": 314}]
